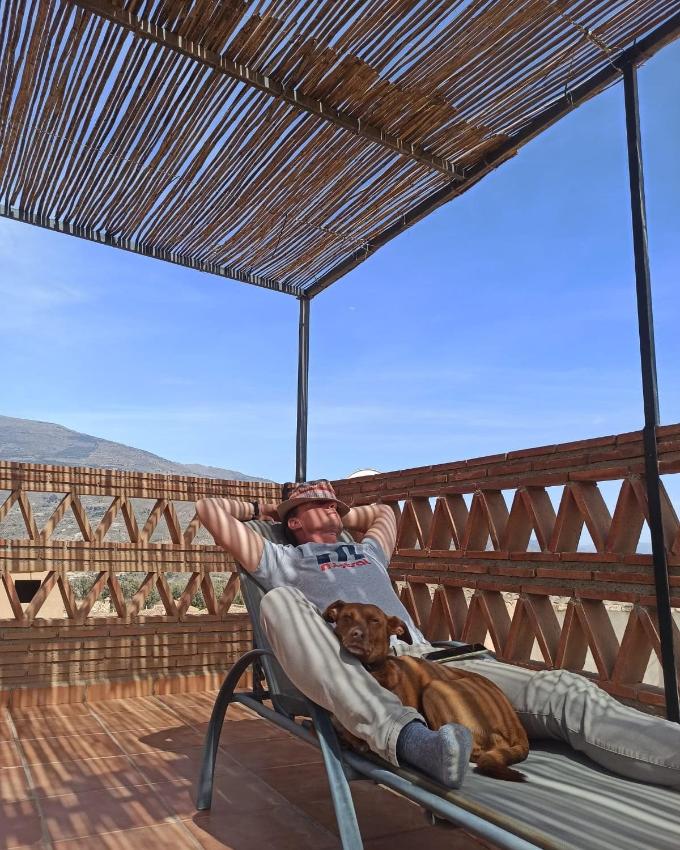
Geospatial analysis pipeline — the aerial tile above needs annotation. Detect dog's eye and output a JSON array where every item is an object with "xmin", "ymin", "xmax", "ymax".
[{"xmin": 369, "ymin": 618, "xmax": 380, "ymax": 625}]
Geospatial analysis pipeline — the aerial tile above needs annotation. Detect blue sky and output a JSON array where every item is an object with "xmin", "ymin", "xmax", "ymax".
[{"xmin": 1, "ymin": 41, "xmax": 678, "ymax": 485}]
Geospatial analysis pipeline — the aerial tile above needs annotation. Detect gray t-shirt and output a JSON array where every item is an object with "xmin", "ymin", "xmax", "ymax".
[{"xmin": 253, "ymin": 536, "xmax": 426, "ymax": 645}]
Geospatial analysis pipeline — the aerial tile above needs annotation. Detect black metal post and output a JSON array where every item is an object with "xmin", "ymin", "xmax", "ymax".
[
  {"xmin": 295, "ymin": 296, "xmax": 310, "ymax": 483},
  {"xmin": 623, "ymin": 62, "xmax": 679, "ymax": 722}
]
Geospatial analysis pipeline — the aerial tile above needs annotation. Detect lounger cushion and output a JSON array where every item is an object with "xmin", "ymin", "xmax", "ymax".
[{"xmin": 440, "ymin": 741, "xmax": 680, "ymax": 850}]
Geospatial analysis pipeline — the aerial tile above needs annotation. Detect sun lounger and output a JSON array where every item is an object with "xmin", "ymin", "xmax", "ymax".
[{"xmin": 195, "ymin": 522, "xmax": 680, "ymax": 850}]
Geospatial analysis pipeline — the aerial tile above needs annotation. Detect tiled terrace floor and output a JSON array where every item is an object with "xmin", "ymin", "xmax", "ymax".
[{"xmin": 1, "ymin": 691, "xmax": 497, "ymax": 850}]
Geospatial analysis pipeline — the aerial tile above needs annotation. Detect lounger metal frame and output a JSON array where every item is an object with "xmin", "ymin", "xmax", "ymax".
[{"xmin": 195, "ymin": 568, "xmax": 548, "ymax": 850}]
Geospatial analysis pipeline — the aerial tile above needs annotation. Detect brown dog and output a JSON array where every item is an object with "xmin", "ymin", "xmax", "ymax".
[{"xmin": 323, "ymin": 600, "xmax": 529, "ymax": 781}]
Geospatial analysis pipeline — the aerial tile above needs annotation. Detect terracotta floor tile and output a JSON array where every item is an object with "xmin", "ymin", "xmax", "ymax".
[
  {"xmin": 155, "ymin": 693, "xmax": 219, "ymax": 721},
  {"xmin": 12, "ymin": 714, "xmax": 104, "ymax": 740},
  {"xmin": 30, "ymin": 754, "xmax": 146, "ymax": 798},
  {"xmin": 144, "ymin": 780, "xmax": 206, "ymax": 820},
  {"xmin": 128, "ymin": 748, "xmax": 280, "ymax": 813},
  {"xmin": 41, "ymin": 785, "xmax": 173, "ymax": 841},
  {"xmin": 20, "ymin": 732, "xmax": 125, "ymax": 765},
  {"xmin": 364, "ymin": 825, "xmax": 493, "ymax": 849},
  {"xmin": 51, "ymin": 822, "xmax": 197, "ymax": 850},
  {"xmin": 10, "ymin": 704, "xmax": 90, "ymax": 723},
  {"xmin": 187, "ymin": 803, "xmax": 340, "ymax": 850},
  {"xmin": 208, "ymin": 766, "xmax": 289, "ymax": 812},
  {"xmin": 295, "ymin": 781, "xmax": 430, "ymax": 840},
  {"xmin": 92, "ymin": 702, "xmax": 180, "ymax": 733},
  {"xmin": 209, "ymin": 718, "xmax": 288, "ymax": 745},
  {"xmin": 0, "ymin": 798, "xmax": 44, "ymax": 848},
  {"xmin": 0, "ymin": 720, "xmax": 13, "ymax": 741},
  {"xmin": 95, "ymin": 713, "xmax": 179, "ymax": 733},
  {"xmin": 154, "ymin": 691, "xmax": 259, "ymax": 720},
  {"xmin": 0, "ymin": 766, "xmax": 32, "ymax": 802},
  {"xmin": 128, "ymin": 751, "xmax": 212, "ymax": 785},
  {"xmin": 0, "ymin": 738, "xmax": 22, "ymax": 768},
  {"xmin": 224, "ymin": 735, "xmax": 323, "ymax": 772},
  {"xmin": 157, "ymin": 695, "xmax": 271, "ymax": 728},
  {"xmin": 150, "ymin": 755, "xmax": 287, "ymax": 818},
  {"xmin": 111, "ymin": 727, "xmax": 204, "ymax": 756},
  {"xmin": 185, "ymin": 701, "xmax": 261, "ymax": 723},
  {"xmin": 256, "ymin": 761, "xmax": 332, "ymax": 804},
  {"xmin": 89, "ymin": 698, "xmax": 164, "ymax": 715}
]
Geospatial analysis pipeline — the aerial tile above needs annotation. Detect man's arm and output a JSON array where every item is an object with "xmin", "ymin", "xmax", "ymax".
[
  {"xmin": 196, "ymin": 498, "xmax": 279, "ymax": 573},
  {"xmin": 343, "ymin": 503, "xmax": 397, "ymax": 559}
]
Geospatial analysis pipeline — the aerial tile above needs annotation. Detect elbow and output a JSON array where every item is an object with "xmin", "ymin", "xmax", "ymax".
[
  {"xmin": 195, "ymin": 498, "xmax": 212, "ymax": 527},
  {"xmin": 378, "ymin": 503, "xmax": 395, "ymax": 521}
]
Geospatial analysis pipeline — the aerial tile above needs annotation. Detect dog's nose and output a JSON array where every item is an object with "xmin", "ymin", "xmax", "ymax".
[{"xmin": 349, "ymin": 627, "xmax": 364, "ymax": 641}]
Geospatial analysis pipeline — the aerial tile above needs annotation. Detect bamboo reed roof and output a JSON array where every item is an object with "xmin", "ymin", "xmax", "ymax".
[{"xmin": 1, "ymin": 1, "xmax": 679, "ymax": 297}]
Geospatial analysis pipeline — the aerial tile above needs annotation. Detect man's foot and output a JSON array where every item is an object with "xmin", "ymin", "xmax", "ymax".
[{"xmin": 396, "ymin": 720, "xmax": 472, "ymax": 788}]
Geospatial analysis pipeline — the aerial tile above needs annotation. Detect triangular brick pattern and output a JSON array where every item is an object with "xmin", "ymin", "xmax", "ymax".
[
  {"xmin": 395, "ymin": 499, "xmax": 431, "ymax": 550},
  {"xmin": 390, "ymin": 477, "xmax": 679, "ymax": 559},
  {"xmin": 504, "ymin": 594, "xmax": 561, "ymax": 666},
  {"xmin": 426, "ymin": 494, "xmax": 468, "ymax": 550},
  {"xmin": 0, "ymin": 468, "xmax": 279, "ymax": 626},
  {"xmin": 375, "ymin": 467, "xmax": 680, "ymax": 712},
  {"xmin": 395, "ymin": 576, "xmax": 679, "ymax": 705},
  {"xmin": 502, "ymin": 487, "xmax": 556, "ymax": 552}
]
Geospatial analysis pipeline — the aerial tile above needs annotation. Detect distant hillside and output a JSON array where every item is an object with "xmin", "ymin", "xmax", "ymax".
[
  {"xmin": 0, "ymin": 415, "xmax": 263, "ymax": 480},
  {"xmin": 0, "ymin": 415, "xmax": 265, "ymax": 543}
]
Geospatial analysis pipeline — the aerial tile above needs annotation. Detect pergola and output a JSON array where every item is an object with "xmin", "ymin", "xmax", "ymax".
[{"xmin": 1, "ymin": 0, "xmax": 679, "ymax": 719}]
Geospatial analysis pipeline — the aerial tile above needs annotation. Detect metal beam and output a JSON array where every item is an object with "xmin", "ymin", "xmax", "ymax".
[
  {"xmin": 72, "ymin": 0, "xmax": 462, "ymax": 180},
  {"xmin": 295, "ymin": 296, "xmax": 310, "ymax": 483},
  {"xmin": 623, "ymin": 63, "xmax": 679, "ymax": 723},
  {"xmin": 306, "ymin": 9, "xmax": 680, "ymax": 297},
  {"xmin": 0, "ymin": 203, "xmax": 296, "ymax": 295}
]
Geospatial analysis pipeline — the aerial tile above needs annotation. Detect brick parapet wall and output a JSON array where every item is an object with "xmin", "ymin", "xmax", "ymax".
[
  {"xmin": 0, "ymin": 460, "xmax": 279, "ymax": 500},
  {"xmin": 0, "ymin": 615, "xmax": 253, "ymax": 707},
  {"xmin": 333, "ymin": 424, "xmax": 680, "ymax": 499},
  {"xmin": 0, "ymin": 466, "xmax": 270, "ymax": 704},
  {"xmin": 332, "ymin": 425, "xmax": 680, "ymax": 600},
  {"xmin": 3, "ymin": 428, "xmax": 680, "ymax": 710},
  {"xmin": 334, "ymin": 425, "xmax": 680, "ymax": 712}
]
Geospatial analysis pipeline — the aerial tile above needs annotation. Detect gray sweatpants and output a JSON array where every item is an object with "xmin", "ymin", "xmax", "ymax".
[{"xmin": 260, "ymin": 586, "xmax": 680, "ymax": 787}]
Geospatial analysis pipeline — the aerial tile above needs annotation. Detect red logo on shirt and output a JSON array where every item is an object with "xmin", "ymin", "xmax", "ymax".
[
  {"xmin": 319, "ymin": 558, "xmax": 370, "ymax": 572},
  {"xmin": 316, "ymin": 545, "xmax": 370, "ymax": 572}
]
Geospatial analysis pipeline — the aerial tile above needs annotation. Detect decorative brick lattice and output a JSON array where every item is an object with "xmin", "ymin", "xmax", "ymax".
[
  {"xmin": 334, "ymin": 425, "xmax": 680, "ymax": 711},
  {"xmin": 0, "ymin": 465, "xmax": 277, "ymax": 700},
  {"xmin": 0, "ymin": 463, "xmax": 279, "ymax": 625},
  {"xmin": 3, "ymin": 427, "xmax": 680, "ymax": 709}
]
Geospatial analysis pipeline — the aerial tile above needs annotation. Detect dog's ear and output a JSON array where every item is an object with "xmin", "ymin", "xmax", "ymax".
[
  {"xmin": 322, "ymin": 600, "xmax": 346, "ymax": 623},
  {"xmin": 387, "ymin": 615, "xmax": 413, "ymax": 645}
]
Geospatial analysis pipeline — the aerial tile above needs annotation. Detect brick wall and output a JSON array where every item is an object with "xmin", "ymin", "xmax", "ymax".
[
  {"xmin": 0, "ymin": 464, "xmax": 274, "ymax": 705},
  {"xmin": 333, "ymin": 425, "xmax": 680, "ymax": 713},
  {"xmin": 0, "ymin": 615, "xmax": 253, "ymax": 707}
]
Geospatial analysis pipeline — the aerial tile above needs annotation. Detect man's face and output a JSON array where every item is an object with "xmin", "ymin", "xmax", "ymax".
[{"xmin": 287, "ymin": 499, "xmax": 343, "ymax": 543}]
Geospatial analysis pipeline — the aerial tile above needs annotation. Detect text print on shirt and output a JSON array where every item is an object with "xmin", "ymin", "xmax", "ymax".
[{"xmin": 316, "ymin": 545, "xmax": 370, "ymax": 572}]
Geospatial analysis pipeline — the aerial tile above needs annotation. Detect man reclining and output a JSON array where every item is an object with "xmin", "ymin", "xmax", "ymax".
[{"xmin": 197, "ymin": 480, "xmax": 680, "ymax": 790}]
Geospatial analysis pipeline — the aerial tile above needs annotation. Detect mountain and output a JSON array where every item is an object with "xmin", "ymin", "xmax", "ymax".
[{"xmin": 0, "ymin": 414, "xmax": 263, "ymax": 481}]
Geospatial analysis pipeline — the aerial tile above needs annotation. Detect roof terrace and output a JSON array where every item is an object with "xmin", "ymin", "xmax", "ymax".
[
  {"xmin": 1, "ymin": 424, "xmax": 680, "ymax": 848},
  {"xmin": 2, "ymin": 1, "xmax": 680, "ymax": 848}
]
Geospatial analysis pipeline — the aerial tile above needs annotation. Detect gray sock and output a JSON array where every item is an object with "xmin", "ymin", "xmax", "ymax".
[{"xmin": 396, "ymin": 720, "xmax": 472, "ymax": 788}]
